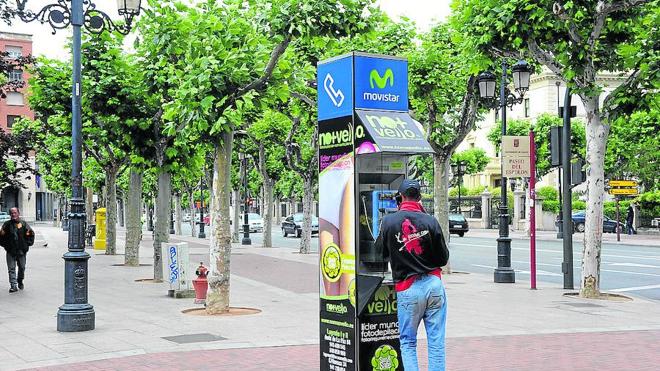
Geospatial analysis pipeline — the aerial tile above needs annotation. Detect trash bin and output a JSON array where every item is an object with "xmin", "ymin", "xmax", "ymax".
[{"xmin": 94, "ymin": 208, "xmax": 106, "ymax": 250}]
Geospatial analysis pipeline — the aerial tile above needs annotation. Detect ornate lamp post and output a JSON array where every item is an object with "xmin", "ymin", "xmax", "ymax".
[
  {"xmin": 15, "ymin": 0, "xmax": 142, "ymax": 332},
  {"xmin": 451, "ymin": 161, "xmax": 467, "ymax": 214},
  {"xmin": 478, "ymin": 60, "xmax": 531, "ymax": 284}
]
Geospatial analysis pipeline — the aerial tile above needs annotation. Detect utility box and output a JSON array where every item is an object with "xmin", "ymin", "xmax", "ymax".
[
  {"xmin": 161, "ymin": 242, "xmax": 195, "ymax": 298},
  {"xmin": 93, "ymin": 208, "xmax": 106, "ymax": 250}
]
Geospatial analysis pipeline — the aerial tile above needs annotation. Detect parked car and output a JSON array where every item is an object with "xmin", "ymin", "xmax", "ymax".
[
  {"xmin": 182, "ymin": 214, "xmax": 191, "ymax": 222},
  {"xmin": 245, "ymin": 213, "xmax": 263, "ymax": 233},
  {"xmin": 0, "ymin": 211, "xmax": 10, "ymax": 223},
  {"xmin": 282, "ymin": 213, "xmax": 319, "ymax": 238},
  {"xmin": 448, "ymin": 213, "xmax": 469, "ymax": 237},
  {"xmin": 572, "ymin": 211, "xmax": 624, "ymax": 233}
]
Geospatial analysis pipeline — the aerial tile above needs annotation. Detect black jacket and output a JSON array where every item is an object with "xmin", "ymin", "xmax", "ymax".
[
  {"xmin": 376, "ymin": 208, "xmax": 449, "ymax": 283},
  {"xmin": 0, "ymin": 219, "xmax": 34, "ymax": 257}
]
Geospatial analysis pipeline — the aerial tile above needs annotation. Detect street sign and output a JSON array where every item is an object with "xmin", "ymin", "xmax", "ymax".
[
  {"xmin": 502, "ymin": 136, "xmax": 531, "ymax": 177},
  {"xmin": 608, "ymin": 180, "xmax": 638, "ymax": 187},
  {"xmin": 609, "ymin": 188, "xmax": 638, "ymax": 195}
]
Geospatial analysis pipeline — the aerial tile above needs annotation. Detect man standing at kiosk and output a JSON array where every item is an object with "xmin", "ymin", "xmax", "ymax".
[{"xmin": 376, "ymin": 179, "xmax": 449, "ymax": 371}]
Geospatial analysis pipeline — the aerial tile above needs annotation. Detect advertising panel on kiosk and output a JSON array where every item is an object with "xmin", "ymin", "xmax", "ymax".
[{"xmin": 318, "ymin": 52, "xmax": 434, "ymax": 371}]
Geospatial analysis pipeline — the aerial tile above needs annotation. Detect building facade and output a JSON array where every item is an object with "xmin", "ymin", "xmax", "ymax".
[{"xmin": 0, "ymin": 32, "xmax": 54, "ymax": 221}]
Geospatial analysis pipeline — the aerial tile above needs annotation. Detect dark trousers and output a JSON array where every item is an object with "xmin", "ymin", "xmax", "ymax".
[{"xmin": 6, "ymin": 252, "xmax": 26, "ymax": 287}]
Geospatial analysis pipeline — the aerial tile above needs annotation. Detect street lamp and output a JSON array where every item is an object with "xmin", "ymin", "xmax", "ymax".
[
  {"xmin": 15, "ymin": 0, "xmax": 141, "ymax": 332},
  {"xmin": 239, "ymin": 152, "xmax": 251, "ymax": 245},
  {"xmin": 451, "ymin": 161, "xmax": 468, "ymax": 214},
  {"xmin": 198, "ymin": 176, "xmax": 206, "ymax": 239},
  {"xmin": 478, "ymin": 59, "xmax": 531, "ymax": 284}
]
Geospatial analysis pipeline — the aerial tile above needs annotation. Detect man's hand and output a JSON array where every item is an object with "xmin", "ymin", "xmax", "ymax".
[{"xmin": 0, "ymin": 227, "xmax": 5, "ymax": 236}]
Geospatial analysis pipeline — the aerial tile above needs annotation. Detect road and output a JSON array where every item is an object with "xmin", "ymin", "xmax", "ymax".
[
  {"xmin": 449, "ymin": 235, "xmax": 660, "ymax": 302},
  {"xmin": 172, "ymin": 224, "xmax": 660, "ymax": 301}
]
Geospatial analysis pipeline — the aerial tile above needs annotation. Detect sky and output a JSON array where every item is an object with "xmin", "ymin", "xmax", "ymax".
[{"xmin": 1, "ymin": 0, "xmax": 452, "ymax": 60}]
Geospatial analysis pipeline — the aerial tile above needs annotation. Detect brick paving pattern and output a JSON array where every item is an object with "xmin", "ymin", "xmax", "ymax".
[{"xmin": 31, "ymin": 330, "xmax": 660, "ymax": 371}]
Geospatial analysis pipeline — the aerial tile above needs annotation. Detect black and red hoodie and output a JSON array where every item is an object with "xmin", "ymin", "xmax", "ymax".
[{"xmin": 375, "ymin": 201, "xmax": 449, "ymax": 292}]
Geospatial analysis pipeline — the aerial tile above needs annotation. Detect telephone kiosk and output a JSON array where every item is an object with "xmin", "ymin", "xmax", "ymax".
[{"xmin": 318, "ymin": 52, "xmax": 435, "ymax": 371}]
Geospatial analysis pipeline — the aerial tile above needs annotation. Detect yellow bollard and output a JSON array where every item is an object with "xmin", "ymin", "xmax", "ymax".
[{"xmin": 94, "ymin": 208, "xmax": 107, "ymax": 250}]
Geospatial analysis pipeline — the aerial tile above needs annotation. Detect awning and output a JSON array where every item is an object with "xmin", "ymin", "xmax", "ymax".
[{"xmin": 354, "ymin": 110, "xmax": 434, "ymax": 155}]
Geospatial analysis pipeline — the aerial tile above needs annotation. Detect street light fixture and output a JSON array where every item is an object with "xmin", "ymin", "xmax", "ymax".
[
  {"xmin": 477, "ymin": 60, "xmax": 531, "ymax": 284},
  {"xmin": 15, "ymin": 0, "xmax": 141, "ymax": 332},
  {"xmin": 239, "ymin": 152, "xmax": 251, "ymax": 245},
  {"xmin": 450, "ymin": 161, "xmax": 468, "ymax": 214}
]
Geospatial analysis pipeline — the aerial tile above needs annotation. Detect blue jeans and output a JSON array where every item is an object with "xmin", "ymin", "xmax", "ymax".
[{"xmin": 396, "ymin": 274, "xmax": 447, "ymax": 371}]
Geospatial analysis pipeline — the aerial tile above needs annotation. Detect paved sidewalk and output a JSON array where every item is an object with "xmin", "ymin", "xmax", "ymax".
[{"xmin": 1, "ymin": 225, "xmax": 659, "ymax": 370}]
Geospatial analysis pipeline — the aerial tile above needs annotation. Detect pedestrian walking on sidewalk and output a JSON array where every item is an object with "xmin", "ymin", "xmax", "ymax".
[
  {"xmin": 626, "ymin": 204, "xmax": 636, "ymax": 235},
  {"xmin": 376, "ymin": 179, "xmax": 450, "ymax": 371},
  {"xmin": 0, "ymin": 208, "xmax": 34, "ymax": 292}
]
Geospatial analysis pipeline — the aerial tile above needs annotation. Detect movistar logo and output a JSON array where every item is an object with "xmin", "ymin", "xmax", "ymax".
[{"xmin": 370, "ymin": 68, "xmax": 394, "ymax": 89}]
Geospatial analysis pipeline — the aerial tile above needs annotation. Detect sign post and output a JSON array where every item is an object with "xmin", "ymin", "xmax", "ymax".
[
  {"xmin": 608, "ymin": 180, "xmax": 638, "ymax": 242},
  {"xmin": 529, "ymin": 131, "xmax": 536, "ymax": 290}
]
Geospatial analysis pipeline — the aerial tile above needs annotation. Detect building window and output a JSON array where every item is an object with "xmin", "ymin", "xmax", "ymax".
[
  {"xmin": 524, "ymin": 98, "xmax": 530, "ymax": 117},
  {"xmin": 5, "ymin": 46, "xmax": 22, "ymax": 59},
  {"xmin": 6, "ymin": 92, "xmax": 23, "ymax": 106},
  {"xmin": 7, "ymin": 115, "xmax": 21, "ymax": 128},
  {"xmin": 8, "ymin": 69, "xmax": 23, "ymax": 82}
]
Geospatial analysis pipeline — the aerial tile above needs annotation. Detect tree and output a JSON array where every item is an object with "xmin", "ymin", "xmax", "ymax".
[
  {"xmin": 0, "ymin": 118, "xmax": 37, "ymax": 189},
  {"xmin": 452, "ymin": 0, "xmax": 656, "ymax": 297},
  {"xmin": 606, "ymin": 109, "xmax": 659, "ymax": 190},
  {"xmin": 451, "ymin": 148, "xmax": 490, "ymax": 175},
  {"xmin": 157, "ymin": 0, "xmax": 374, "ymax": 314},
  {"xmin": 487, "ymin": 114, "xmax": 587, "ymax": 179},
  {"xmin": 1, "ymin": 52, "xmax": 33, "ymax": 100},
  {"xmin": 408, "ymin": 23, "xmax": 483, "ymax": 260}
]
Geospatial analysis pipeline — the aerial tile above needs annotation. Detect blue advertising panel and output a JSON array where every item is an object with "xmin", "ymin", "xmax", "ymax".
[
  {"xmin": 317, "ymin": 55, "xmax": 353, "ymax": 121},
  {"xmin": 354, "ymin": 55, "xmax": 408, "ymax": 112}
]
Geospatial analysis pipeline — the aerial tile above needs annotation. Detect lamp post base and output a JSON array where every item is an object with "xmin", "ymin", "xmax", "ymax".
[
  {"xmin": 57, "ymin": 251, "xmax": 95, "ymax": 332},
  {"xmin": 242, "ymin": 237, "xmax": 252, "ymax": 245},
  {"xmin": 57, "ymin": 304, "xmax": 95, "ymax": 332},
  {"xmin": 198, "ymin": 232, "xmax": 206, "ymax": 239},
  {"xmin": 494, "ymin": 235, "xmax": 515, "ymax": 283},
  {"xmin": 494, "ymin": 268, "xmax": 516, "ymax": 283}
]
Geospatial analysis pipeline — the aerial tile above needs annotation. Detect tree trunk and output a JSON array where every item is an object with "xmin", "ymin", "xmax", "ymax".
[
  {"xmin": 105, "ymin": 167, "xmax": 118, "ymax": 255},
  {"xmin": 153, "ymin": 171, "xmax": 171, "ymax": 281},
  {"xmin": 125, "ymin": 169, "xmax": 142, "ymax": 266},
  {"xmin": 232, "ymin": 190, "xmax": 240, "ymax": 243},
  {"xmin": 299, "ymin": 177, "xmax": 314, "ymax": 254},
  {"xmin": 275, "ymin": 196, "xmax": 281, "ymax": 227},
  {"xmin": 206, "ymin": 132, "xmax": 233, "ymax": 314},
  {"xmin": 189, "ymin": 191, "xmax": 196, "ymax": 237},
  {"xmin": 434, "ymin": 154, "xmax": 452, "ymax": 274},
  {"xmin": 86, "ymin": 187, "xmax": 94, "ymax": 226},
  {"xmin": 118, "ymin": 197, "xmax": 125, "ymax": 227},
  {"xmin": 175, "ymin": 193, "xmax": 182, "ymax": 235},
  {"xmin": 263, "ymin": 180, "xmax": 273, "ymax": 248},
  {"xmin": 580, "ymin": 96, "xmax": 607, "ymax": 298}
]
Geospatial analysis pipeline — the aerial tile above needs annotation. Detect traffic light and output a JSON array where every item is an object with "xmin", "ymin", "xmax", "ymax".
[
  {"xmin": 571, "ymin": 159, "xmax": 586, "ymax": 185},
  {"xmin": 550, "ymin": 126, "xmax": 562, "ymax": 167}
]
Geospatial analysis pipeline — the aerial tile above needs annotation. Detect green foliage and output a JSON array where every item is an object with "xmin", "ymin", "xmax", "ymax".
[
  {"xmin": 487, "ymin": 114, "xmax": 586, "ymax": 179},
  {"xmin": 536, "ymin": 186, "xmax": 558, "ymax": 201},
  {"xmin": 451, "ymin": 148, "xmax": 489, "ymax": 174},
  {"xmin": 0, "ymin": 117, "xmax": 38, "ymax": 189},
  {"xmin": 606, "ymin": 109, "xmax": 659, "ymax": 190},
  {"xmin": 542, "ymin": 200, "xmax": 560, "ymax": 213}
]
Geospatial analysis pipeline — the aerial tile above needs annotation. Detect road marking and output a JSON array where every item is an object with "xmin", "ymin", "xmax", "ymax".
[
  {"xmin": 470, "ymin": 264, "xmax": 561, "ymax": 277},
  {"xmin": 610, "ymin": 284, "xmax": 660, "ymax": 292},
  {"xmin": 609, "ymin": 262, "xmax": 660, "ymax": 269},
  {"xmin": 601, "ymin": 269, "xmax": 660, "ymax": 277}
]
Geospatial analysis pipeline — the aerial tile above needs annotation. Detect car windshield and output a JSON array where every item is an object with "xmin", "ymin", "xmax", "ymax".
[
  {"xmin": 293, "ymin": 214, "xmax": 318, "ymax": 223},
  {"xmin": 449, "ymin": 214, "xmax": 465, "ymax": 222},
  {"xmin": 248, "ymin": 213, "xmax": 261, "ymax": 220}
]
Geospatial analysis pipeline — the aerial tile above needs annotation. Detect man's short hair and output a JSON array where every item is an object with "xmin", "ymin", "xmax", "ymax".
[{"xmin": 402, "ymin": 187, "xmax": 421, "ymax": 201}]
